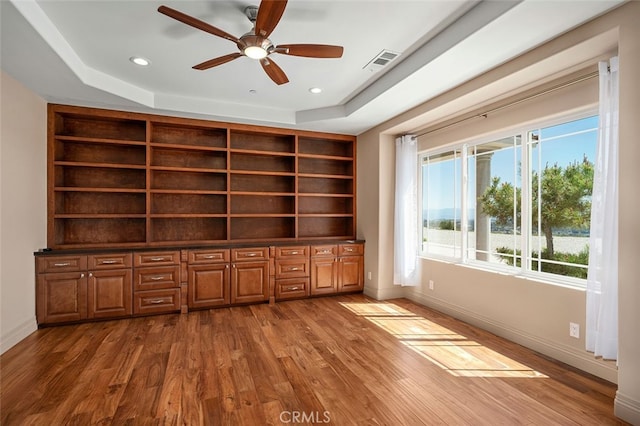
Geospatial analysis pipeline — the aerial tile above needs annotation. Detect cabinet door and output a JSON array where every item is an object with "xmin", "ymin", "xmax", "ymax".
[
  {"xmin": 88, "ymin": 269, "xmax": 132, "ymax": 319},
  {"xmin": 36, "ymin": 272, "xmax": 87, "ymax": 324},
  {"xmin": 231, "ymin": 261, "xmax": 269, "ymax": 304},
  {"xmin": 338, "ymin": 256, "xmax": 364, "ymax": 292},
  {"xmin": 189, "ymin": 264, "xmax": 230, "ymax": 309},
  {"xmin": 310, "ymin": 258, "xmax": 338, "ymax": 295}
]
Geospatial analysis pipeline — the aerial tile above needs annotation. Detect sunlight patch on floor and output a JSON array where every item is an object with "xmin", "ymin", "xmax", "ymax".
[{"xmin": 340, "ymin": 302, "xmax": 547, "ymax": 378}]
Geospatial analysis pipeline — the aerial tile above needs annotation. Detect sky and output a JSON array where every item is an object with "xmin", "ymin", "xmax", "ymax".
[{"xmin": 423, "ymin": 115, "xmax": 599, "ymax": 217}]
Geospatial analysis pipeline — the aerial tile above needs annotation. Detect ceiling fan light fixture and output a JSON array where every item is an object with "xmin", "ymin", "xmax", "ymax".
[{"xmin": 244, "ymin": 46, "xmax": 268, "ymax": 59}]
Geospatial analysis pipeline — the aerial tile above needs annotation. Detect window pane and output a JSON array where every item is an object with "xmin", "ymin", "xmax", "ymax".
[
  {"xmin": 421, "ymin": 150, "xmax": 462, "ymax": 258},
  {"xmin": 468, "ymin": 136, "xmax": 522, "ymax": 267},
  {"xmin": 528, "ymin": 116, "xmax": 597, "ymax": 279}
]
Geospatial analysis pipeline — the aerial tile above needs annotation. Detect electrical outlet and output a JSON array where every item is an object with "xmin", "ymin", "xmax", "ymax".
[
  {"xmin": 429, "ymin": 280, "xmax": 434, "ymax": 290},
  {"xmin": 569, "ymin": 322, "xmax": 580, "ymax": 338},
  {"xmin": 367, "ymin": 271, "xmax": 372, "ymax": 280}
]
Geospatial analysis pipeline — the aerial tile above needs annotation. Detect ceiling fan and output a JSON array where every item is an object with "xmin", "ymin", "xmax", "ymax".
[{"xmin": 158, "ymin": 0, "xmax": 344, "ymax": 85}]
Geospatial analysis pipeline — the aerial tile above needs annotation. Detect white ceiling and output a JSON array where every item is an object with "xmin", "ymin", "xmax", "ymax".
[{"xmin": 0, "ymin": 0, "xmax": 625, "ymax": 135}]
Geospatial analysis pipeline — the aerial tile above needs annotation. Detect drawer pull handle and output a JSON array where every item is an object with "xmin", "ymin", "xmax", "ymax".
[
  {"xmin": 245, "ymin": 253, "xmax": 257, "ymax": 257},
  {"xmin": 150, "ymin": 276, "xmax": 165, "ymax": 281},
  {"xmin": 290, "ymin": 267, "xmax": 299, "ymax": 271},
  {"xmin": 204, "ymin": 255, "xmax": 215, "ymax": 259},
  {"xmin": 344, "ymin": 248, "xmax": 353, "ymax": 252},
  {"xmin": 101, "ymin": 260, "xmax": 118, "ymax": 264},
  {"xmin": 289, "ymin": 287, "xmax": 299, "ymax": 290},
  {"xmin": 148, "ymin": 299, "xmax": 165, "ymax": 304},
  {"xmin": 150, "ymin": 257, "xmax": 166, "ymax": 262},
  {"xmin": 54, "ymin": 262, "xmax": 71, "ymax": 267},
  {"xmin": 290, "ymin": 251, "xmax": 299, "ymax": 255}
]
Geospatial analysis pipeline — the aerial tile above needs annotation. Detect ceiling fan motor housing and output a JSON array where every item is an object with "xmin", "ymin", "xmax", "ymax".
[{"xmin": 238, "ymin": 33, "xmax": 273, "ymax": 56}]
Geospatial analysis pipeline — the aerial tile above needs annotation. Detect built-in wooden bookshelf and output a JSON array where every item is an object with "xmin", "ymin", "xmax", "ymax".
[{"xmin": 47, "ymin": 104, "xmax": 357, "ymax": 249}]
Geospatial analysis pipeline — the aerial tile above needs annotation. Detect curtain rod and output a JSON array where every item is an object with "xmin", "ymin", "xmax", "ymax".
[{"xmin": 414, "ymin": 70, "xmax": 599, "ymax": 138}]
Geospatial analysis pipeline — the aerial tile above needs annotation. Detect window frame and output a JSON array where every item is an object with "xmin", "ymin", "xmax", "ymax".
[{"xmin": 418, "ymin": 108, "xmax": 598, "ymax": 289}]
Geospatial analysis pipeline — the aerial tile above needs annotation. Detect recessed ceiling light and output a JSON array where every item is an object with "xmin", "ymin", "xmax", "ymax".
[
  {"xmin": 130, "ymin": 56, "xmax": 150, "ymax": 66},
  {"xmin": 309, "ymin": 87, "xmax": 322, "ymax": 94}
]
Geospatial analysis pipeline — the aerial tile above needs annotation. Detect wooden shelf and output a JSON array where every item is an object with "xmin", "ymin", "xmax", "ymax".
[{"xmin": 48, "ymin": 104, "xmax": 356, "ymax": 248}]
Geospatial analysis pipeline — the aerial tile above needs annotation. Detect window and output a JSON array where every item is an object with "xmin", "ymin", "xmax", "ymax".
[
  {"xmin": 421, "ymin": 149, "xmax": 462, "ymax": 258},
  {"xmin": 420, "ymin": 114, "xmax": 597, "ymax": 285}
]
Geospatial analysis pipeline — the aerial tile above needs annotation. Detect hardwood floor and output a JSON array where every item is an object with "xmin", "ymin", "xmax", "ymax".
[{"xmin": 1, "ymin": 294, "xmax": 626, "ymax": 425}]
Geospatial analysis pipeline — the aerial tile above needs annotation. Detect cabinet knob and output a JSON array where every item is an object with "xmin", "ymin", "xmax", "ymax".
[
  {"xmin": 89, "ymin": 272, "xmax": 93, "ymax": 277},
  {"xmin": 80, "ymin": 273, "xmax": 85, "ymax": 278}
]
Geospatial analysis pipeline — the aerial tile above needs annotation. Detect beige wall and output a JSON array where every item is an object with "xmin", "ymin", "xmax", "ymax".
[
  {"xmin": 0, "ymin": 71, "xmax": 47, "ymax": 353},
  {"xmin": 357, "ymin": 3, "xmax": 640, "ymax": 424}
]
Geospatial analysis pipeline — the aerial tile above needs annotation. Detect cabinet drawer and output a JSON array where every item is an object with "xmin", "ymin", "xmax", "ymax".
[
  {"xmin": 135, "ymin": 265, "xmax": 180, "ymax": 291},
  {"xmin": 311, "ymin": 245, "xmax": 337, "ymax": 257},
  {"xmin": 133, "ymin": 289, "xmax": 180, "ymax": 315},
  {"xmin": 231, "ymin": 247, "xmax": 269, "ymax": 262},
  {"xmin": 338, "ymin": 244, "xmax": 363, "ymax": 256},
  {"xmin": 276, "ymin": 278, "xmax": 310, "ymax": 300},
  {"xmin": 134, "ymin": 251, "xmax": 180, "ymax": 267},
  {"xmin": 88, "ymin": 253, "xmax": 132, "ymax": 270},
  {"xmin": 188, "ymin": 249, "xmax": 230, "ymax": 264},
  {"xmin": 275, "ymin": 259, "xmax": 309, "ymax": 278},
  {"xmin": 275, "ymin": 246, "xmax": 309, "ymax": 259},
  {"xmin": 37, "ymin": 255, "xmax": 87, "ymax": 273}
]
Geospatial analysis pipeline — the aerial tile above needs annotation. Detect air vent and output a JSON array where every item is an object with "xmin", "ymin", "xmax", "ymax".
[{"xmin": 364, "ymin": 49, "xmax": 400, "ymax": 72}]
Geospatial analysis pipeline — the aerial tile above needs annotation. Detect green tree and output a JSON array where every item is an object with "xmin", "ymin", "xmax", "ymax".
[{"xmin": 479, "ymin": 156, "xmax": 594, "ymax": 258}]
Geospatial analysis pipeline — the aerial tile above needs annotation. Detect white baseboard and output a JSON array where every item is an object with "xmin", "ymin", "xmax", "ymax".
[
  {"xmin": 363, "ymin": 284, "xmax": 406, "ymax": 301},
  {"xmin": 0, "ymin": 317, "xmax": 37, "ymax": 355},
  {"xmin": 615, "ymin": 392, "xmax": 640, "ymax": 425},
  {"xmin": 406, "ymin": 289, "xmax": 618, "ymax": 384}
]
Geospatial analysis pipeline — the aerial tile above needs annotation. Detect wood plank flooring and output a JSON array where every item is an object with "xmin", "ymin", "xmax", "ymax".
[{"xmin": 1, "ymin": 294, "xmax": 626, "ymax": 425}]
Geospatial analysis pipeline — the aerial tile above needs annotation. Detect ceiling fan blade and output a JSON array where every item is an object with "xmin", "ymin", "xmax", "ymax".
[
  {"xmin": 158, "ymin": 5, "xmax": 239, "ymax": 44},
  {"xmin": 260, "ymin": 58, "xmax": 289, "ymax": 85},
  {"xmin": 275, "ymin": 44, "xmax": 344, "ymax": 58},
  {"xmin": 255, "ymin": 0, "xmax": 288, "ymax": 37},
  {"xmin": 193, "ymin": 53, "xmax": 243, "ymax": 70}
]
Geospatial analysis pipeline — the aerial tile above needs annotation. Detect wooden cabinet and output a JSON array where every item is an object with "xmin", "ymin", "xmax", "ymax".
[
  {"xmin": 133, "ymin": 251, "xmax": 180, "ymax": 315},
  {"xmin": 88, "ymin": 269, "xmax": 132, "ymax": 319},
  {"xmin": 338, "ymin": 244, "xmax": 365, "ymax": 293},
  {"xmin": 87, "ymin": 252, "xmax": 132, "ymax": 318},
  {"xmin": 35, "ymin": 241, "xmax": 363, "ymax": 325},
  {"xmin": 310, "ymin": 243, "xmax": 364, "ymax": 295},
  {"xmin": 36, "ymin": 270, "xmax": 87, "ymax": 324},
  {"xmin": 275, "ymin": 246, "xmax": 310, "ymax": 300},
  {"xmin": 310, "ymin": 245, "xmax": 339, "ymax": 295},
  {"xmin": 36, "ymin": 253, "xmax": 132, "ymax": 324},
  {"xmin": 230, "ymin": 248, "xmax": 269, "ymax": 304},
  {"xmin": 48, "ymin": 104, "xmax": 356, "ymax": 249},
  {"xmin": 187, "ymin": 249, "xmax": 230, "ymax": 309}
]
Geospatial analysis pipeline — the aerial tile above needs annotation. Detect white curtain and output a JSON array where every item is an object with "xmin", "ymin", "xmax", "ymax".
[
  {"xmin": 586, "ymin": 57, "xmax": 619, "ymax": 360},
  {"xmin": 394, "ymin": 135, "xmax": 420, "ymax": 286}
]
